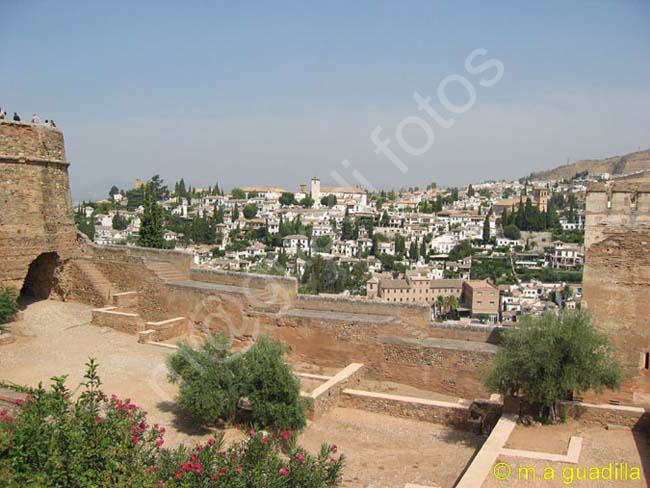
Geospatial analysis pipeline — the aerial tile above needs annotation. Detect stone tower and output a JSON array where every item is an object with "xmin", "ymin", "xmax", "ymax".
[
  {"xmin": 0, "ymin": 121, "xmax": 77, "ymax": 296},
  {"xmin": 582, "ymin": 181, "xmax": 650, "ymax": 405},
  {"xmin": 310, "ymin": 176, "xmax": 321, "ymax": 202}
]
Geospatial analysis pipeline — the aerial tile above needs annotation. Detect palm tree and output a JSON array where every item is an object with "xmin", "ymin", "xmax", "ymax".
[
  {"xmin": 435, "ymin": 295, "xmax": 445, "ymax": 318},
  {"xmin": 444, "ymin": 295, "xmax": 460, "ymax": 316}
]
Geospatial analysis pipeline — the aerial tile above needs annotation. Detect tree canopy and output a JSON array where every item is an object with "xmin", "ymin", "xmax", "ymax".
[{"xmin": 484, "ymin": 309, "xmax": 623, "ymax": 422}]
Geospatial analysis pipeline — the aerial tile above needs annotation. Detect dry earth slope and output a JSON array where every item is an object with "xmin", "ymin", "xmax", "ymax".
[{"xmin": 529, "ymin": 148, "xmax": 650, "ymax": 181}]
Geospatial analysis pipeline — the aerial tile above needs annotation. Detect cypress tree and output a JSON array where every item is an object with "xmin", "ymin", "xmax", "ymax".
[{"xmin": 138, "ymin": 183, "xmax": 165, "ymax": 248}]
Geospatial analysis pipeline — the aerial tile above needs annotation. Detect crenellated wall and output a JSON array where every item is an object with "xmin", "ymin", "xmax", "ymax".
[
  {"xmin": 583, "ymin": 181, "xmax": 650, "ymax": 406},
  {"xmin": 0, "ymin": 122, "xmax": 77, "ymax": 291}
]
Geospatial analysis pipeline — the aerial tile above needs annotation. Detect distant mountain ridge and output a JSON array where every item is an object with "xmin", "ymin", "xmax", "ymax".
[{"xmin": 528, "ymin": 148, "xmax": 650, "ymax": 181}]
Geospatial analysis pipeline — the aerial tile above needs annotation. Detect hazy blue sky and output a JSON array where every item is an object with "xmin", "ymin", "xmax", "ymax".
[{"xmin": 1, "ymin": 1, "xmax": 649, "ymax": 200}]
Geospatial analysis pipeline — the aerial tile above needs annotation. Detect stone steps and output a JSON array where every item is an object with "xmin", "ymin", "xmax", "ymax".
[
  {"xmin": 144, "ymin": 260, "xmax": 189, "ymax": 283},
  {"xmin": 74, "ymin": 259, "xmax": 114, "ymax": 305}
]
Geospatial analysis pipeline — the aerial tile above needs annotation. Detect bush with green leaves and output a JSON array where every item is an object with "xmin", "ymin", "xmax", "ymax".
[
  {"xmin": 484, "ymin": 309, "xmax": 623, "ymax": 422},
  {"xmin": 0, "ymin": 286, "xmax": 19, "ymax": 324},
  {"xmin": 0, "ymin": 360, "xmax": 344, "ymax": 488},
  {"xmin": 168, "ymin": 334, "xmax": 309, "ymax": 430}
]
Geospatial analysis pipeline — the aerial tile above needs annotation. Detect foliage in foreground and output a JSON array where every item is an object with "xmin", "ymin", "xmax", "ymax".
[
  {"xmin": 168, "ymin": 334, "xmax": 309, "ymax": 431},
  {"xmin": 0, "ymin": 286, "xmax": 19, "ymax": 324},
  {"xmin": 484, "ymin": 309, "xmax": 623, "ymax": 422},
  {"xmin": 0, "ymin": 359, "xmax": 344, "ymax": 488}
]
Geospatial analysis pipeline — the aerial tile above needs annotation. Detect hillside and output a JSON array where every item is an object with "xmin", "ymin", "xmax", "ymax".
[{"xmin": 528, "ymin": 148, "xmax": 650, "ymax": 181}]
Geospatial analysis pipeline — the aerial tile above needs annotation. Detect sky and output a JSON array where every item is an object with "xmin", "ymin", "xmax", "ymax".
[{"xmin": 1, "ymin": 1, "xmax": 649, "ymax": 200}]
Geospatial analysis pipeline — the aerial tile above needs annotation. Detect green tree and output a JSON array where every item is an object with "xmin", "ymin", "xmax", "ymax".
[
  {"xmin": 149, "ymin": 174, "xmax": 168, "ymax": 200},
  {"xmin": 231, "ymin": 188, "xmax": 246, "ymax": 200},
  {"xmin": 243, "ymin": 203, "xmax": 258, "ymax": 219},
  {"xmin": 321, "ymin": 194, "xmax": 337, "ymax": 208},
  {"xmin": 503, "ymin": 224, "xmax": 521, "ymax": 240},
  {"xmin": 482, "ymin": 210, "xmax": 492, "ymax": 244},
  {"xmin": 138, "ymin": 183, "xmax": 165, "ymax": 248},
  {"xmin": 300, "ymin": 196, "xmax": 314, "ymax": 208},
  {"xmin": 111, "ymin": 212, "xmax": 129, "ymax": 230},
  {"xmin": 108, "ymin": 185, "xmax": 120, "ymax": 199},
  {"xmin": 467, "ymin": 184, "xmax": 475, "ymax": 197},
  {"xmin": 380, "ymin": 210, "xmax": 389, "ymax": 227},
  {"xmin": 279, "ymin": 192, "xmax": 296, "ymax": 206},
  {"xmin": 74, "ymin": 205, "xmax": 95, "ymax": 241},
  {"xmin": 484, "ymin": 310, "xmax": 623, "ymax": 422},
  {"xmin": 340, "ymin": 217, "xmax": 354, "ymax": 240},
  {"xmin": 125, "ymin": 186, "xmax": 145, "ymax": 211},
  {"xmin": 232, "ymin": 203, "xmax": 240, "ymax": 221}
]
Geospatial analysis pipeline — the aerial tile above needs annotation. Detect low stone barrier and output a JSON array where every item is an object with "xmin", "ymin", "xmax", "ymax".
[
  {"xmin": 562, "ymin": 400, "xmax": 650, "ymax": 429},
  {"xmin": 339, "ymin": 389, "xmax": 476, "ymax": 431},
  {"xmin": 112, "ymin": 291, "xmax": 140, "ymax": 309},
  {"xmin": 308, "ymin": 363, "xmax": 364, "ymax": 420},
  {"xmin": 139, "ymin": 317, "xmax": 188, "ymax": 343},
  {"xmin": 91, "ymin": 306, "xmax": 143, "ymax": 334}
]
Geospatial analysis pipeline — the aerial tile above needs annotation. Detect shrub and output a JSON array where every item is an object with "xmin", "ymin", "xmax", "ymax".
[
  {"xmin": 168, "ymin": 334, "xmax": 309, "ymax": 430},
  {"xmin": 0, "ymin": 286, "xmax": 19, "ymax": 324}
]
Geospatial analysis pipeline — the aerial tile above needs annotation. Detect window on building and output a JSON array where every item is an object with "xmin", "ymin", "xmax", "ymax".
[{"xmin": 645, "ymin": 352, "xmax": 650, "ymax": 370}]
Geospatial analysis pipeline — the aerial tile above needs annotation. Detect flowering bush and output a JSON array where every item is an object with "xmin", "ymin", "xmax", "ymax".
[
  {"xmin": 0, "ymin": 360, "xmax": 344, "ymax": 487},
  {"xmin": 0, "ymin": 359, "xmax": 164, "ymax": 486},
  {"xmin": 168, "ymin": 334, "xmax": 309, "ymax": 431},
  {"xmin": 139, "ymin": 428, "xmax": 343, "ymax": 487}
]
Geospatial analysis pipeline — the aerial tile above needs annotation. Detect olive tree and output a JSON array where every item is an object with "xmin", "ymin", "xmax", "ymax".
[{"xmin": 484, "ymin": 309, "xmax": 623, "ymax": 422}]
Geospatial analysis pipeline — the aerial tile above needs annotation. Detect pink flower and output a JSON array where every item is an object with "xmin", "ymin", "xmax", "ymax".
[
  {"xmin": 279, "ymin": 467, "xmax": 290, "ymax": 476},
  {"xmin": 330, "ymin": 444, "xmax": 338, "ymax": 454},
  {"xmin": 295, "ymin": 453, "xmax": 305, "ymax": 462},
  {"xmin": 155, "ymin": 439, "xmax": 164, "ymax": 447},
  {"xmin": 280, "ymin": 430, "xmax": 291, "ymax": 440},
  {"xmin": 248, "ymin": 428, "xmax": 256, "ymax": 437},
  {"xmin": 236, "ymin": 465, "xmax": 243, "ymax": 472},
  {"xmin": 207, "ymin": 438, "xmax": 216, "ymax": 446},
  {"xmin": 13, "ymin": 399, "xmax": 22, "ymax": 406}
]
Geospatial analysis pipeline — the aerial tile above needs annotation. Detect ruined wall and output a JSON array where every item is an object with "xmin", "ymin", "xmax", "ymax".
[
  {"xmin": 0, "ymin": 122, "xmax": 77, "ymax": 291},
  {"xmin": 583, "ymin": 181, "xmax": 650, "ymax": 406},
  {"xmin": 79, "ymin": 245, "xmax": 497, "ymax": 399}
]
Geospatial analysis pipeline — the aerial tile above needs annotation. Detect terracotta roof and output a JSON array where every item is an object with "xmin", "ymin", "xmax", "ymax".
[
  {"xmin": 379, "ymin": 279, "xmax": 410, "ymax": 289},
  {"xmin": 429, "ymin": 279, "xmax": 463, "ymax": 289}
]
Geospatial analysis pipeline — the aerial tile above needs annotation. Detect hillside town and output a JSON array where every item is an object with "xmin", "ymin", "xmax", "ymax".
[{"xmin": 76, "ymin": 171, "xmax": 593, "ymax": 325}]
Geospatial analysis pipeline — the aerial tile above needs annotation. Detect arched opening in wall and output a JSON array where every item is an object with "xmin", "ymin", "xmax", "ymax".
[{"xmin": 21, "ymin": 252, "xmax": 60, "ymax": 300}]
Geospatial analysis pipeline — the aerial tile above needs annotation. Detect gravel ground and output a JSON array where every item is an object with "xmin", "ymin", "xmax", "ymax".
[{"xmin": 299, "ymin": 407, "xmax": 481, "ymax": 488}]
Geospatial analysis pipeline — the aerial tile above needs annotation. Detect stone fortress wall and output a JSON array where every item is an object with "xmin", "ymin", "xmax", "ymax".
[
  {"xmin": 0, "ymin": 121, "xmax": 77, "ymax": 295},
  {"xmin": 582, "ymin": 181, "xmax": 650, "ymax": 405}
]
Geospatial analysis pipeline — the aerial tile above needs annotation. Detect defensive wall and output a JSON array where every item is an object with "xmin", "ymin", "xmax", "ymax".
[
  {"xmin": 583, "ymin": 181, "xmax": 650, "ymax": 406},
  {"xmin": 0, "ymin": 121, "xmax": 77, "ymax": 295},
  {"xmin": 57, "ymin": 244, "xmax": 500, "ymax": 399}
]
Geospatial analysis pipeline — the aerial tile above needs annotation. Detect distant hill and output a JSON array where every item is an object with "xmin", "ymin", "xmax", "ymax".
[{"xmin": 528, "ymin": 148, "xmax": 650, "ymax": 181}]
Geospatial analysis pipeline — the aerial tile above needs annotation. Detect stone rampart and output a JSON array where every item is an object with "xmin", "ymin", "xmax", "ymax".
[
  {"xmin": 583, "ymin": 181, "xmax": 650, "ymax": 405},
  {"xmin": 0, "ymin": 122, "xmax": 76, "ymax": 291}
]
